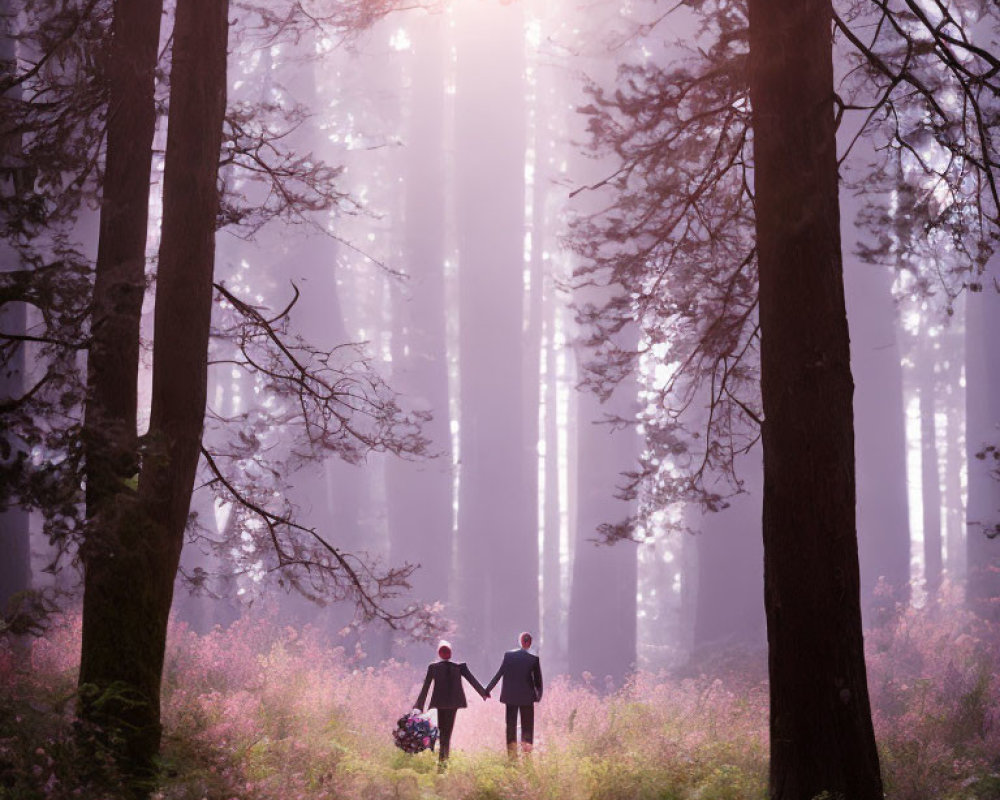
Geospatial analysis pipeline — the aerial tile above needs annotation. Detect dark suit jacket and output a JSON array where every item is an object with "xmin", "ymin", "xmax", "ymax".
[
  {"xmin": 415, "ymin": 660, "xmax": 487, "ymax": 710},
  {"xmin": 485, "ymin": 648, "xmax": 543, "ymax": 706}
]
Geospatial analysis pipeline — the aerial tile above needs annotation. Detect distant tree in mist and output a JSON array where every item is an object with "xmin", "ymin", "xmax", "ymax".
[
  {"xmin": 385, "ymin": 11, "xmax": 452, "ymax": 641},
  {"xmin": 919, "ymin": 340, "xmax": 945, "ymax": 598},
  {"xmin": 847, "ymin": 0, "xmax": 1000, "ymax": 617},
  {"xmin": 452, "ymin": 0, "xmax": 538, "ymax": 664},
  {"xmin": 568, "ymin": 304, "xmax": 641, "ymax": 685},
  {"xmin": 966, "ymin": 276, "xmax": 1000, "ymax": 620},
  {"xmin": 568, "ymin": 0, "xmax": 761, "ymax": 650},
  {"xmin": 842, "ymin": 238, "xmax": 912, "ymax": 618},
  {"xmin": 690, "ymin": 457, "xmax": 764, "ymax": 654},
  {"xmin": 0, "ymin": 2, "xmax": 32, "ymax": 625}
]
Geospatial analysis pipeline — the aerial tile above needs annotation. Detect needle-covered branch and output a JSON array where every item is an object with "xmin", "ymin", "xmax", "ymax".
[
  {"xmin": 199, "ymin": 446, "xmax": 443, "ymax": 639},
  {"xmin": 212, "ymin": 280, "xmax": 430, "ymax": 463},
  {"xmin": 570, "ymin": 0, "xmax": 1000, "ymax": 535},
  {"xmin": 234, "ymin": 0, "xmax": 437, "ymax": 47},
  {"xmin": 0, "ymin": 0, "xmax": 109, "ymax": 230},
  {"xmin": 838, "ymin": 0, "xmax": 1000, "ymax": 300},
  {"xmin": 191, "ymin": 280, "xmax": 436, "ymax": 632},
  {"xmin": 569, "ymin": 2, "xmax": 759, "ymax": 529},
  {"xmin": 219, "ymin": 100, "xmax": 361, "ymax": 236}
]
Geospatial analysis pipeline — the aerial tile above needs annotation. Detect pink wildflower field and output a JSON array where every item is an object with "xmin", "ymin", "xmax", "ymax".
[{"xmin": 2, "ymin": 594, "xmax": 999, "ymax": 800}]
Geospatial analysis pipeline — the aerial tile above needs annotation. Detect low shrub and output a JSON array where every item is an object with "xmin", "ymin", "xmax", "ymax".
[{"xmin": 1, "ymin": 592, "xmax": 997, "ymax": 799}]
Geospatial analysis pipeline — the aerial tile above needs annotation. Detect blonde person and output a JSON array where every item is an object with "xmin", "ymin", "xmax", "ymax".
[{"xmin": 415, "ymin": 640, "xmax": 489, "ymax": 769}]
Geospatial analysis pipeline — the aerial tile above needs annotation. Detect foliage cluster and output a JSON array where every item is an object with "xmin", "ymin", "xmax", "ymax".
[
  {"xmin": 569, "ymin": 0, "xmax": 1000, "ymax": 536},
  {"xmin": 1, "ymin": 0, "xmax": 442, "ymax": 637},
  {"xmin": 2, "ymin": 593, "xmax": 999, "ymax": 799},
  {"xmin": 866, "ymin": 588, "xmax": 1000, "ymax": 800}
]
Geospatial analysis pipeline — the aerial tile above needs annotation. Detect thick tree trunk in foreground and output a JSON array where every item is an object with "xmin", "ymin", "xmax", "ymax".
[
  {"xmin": 0, "ymin": 303, "xmax": 30, "ymax": 615},
  {"xmin": 748, "ymin": 1, "xmax": 883, "ymax": 798},
  {"xmin": 81, "ymin": 0, "xmax": 162, "ymax": 524},
  {"xmin": 78, "ymin": 0, "xmax": 163, "ymax": 774},
  {"xmin": 78, "ymin": 0, "xmax": 229, "ymax": 787}
]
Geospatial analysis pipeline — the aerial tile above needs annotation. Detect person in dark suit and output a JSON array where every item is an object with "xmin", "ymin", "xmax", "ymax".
[
  {"xmin": 485, "ymin": 631, "xmax": 543, "ymax": 758},
  {"xmin": 415, "ymin": 640, "xmax": 488, "ymax": 769}
]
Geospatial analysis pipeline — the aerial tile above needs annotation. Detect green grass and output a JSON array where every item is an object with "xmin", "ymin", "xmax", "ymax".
[{"xmin": 2, "ymin": 596, "xmax": 999, "ymax": 800}]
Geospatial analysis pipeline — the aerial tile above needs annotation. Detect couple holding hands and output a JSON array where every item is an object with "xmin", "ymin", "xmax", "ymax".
[{"xmin": 414, "ymin": 631, "xmax": 543, "ymax": 767}]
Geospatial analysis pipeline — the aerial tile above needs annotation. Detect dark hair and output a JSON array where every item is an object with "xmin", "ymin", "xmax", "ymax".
[
  {"xmin": 519, "ymin": 632, "xmax": 532, "ymax": 648},
  {"xmin": 438, "ymin": 643, "xmax": 452, "ymax": 660}
]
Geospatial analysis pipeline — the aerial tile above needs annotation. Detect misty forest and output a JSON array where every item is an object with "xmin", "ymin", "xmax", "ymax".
[{"xmin": 1, "ymin": 0, "xmax": 1000, "ymax": 798}]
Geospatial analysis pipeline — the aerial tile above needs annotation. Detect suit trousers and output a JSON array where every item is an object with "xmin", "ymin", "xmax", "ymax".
[
  {"xmin": 504, "ymin": 704, "xmax": 534, "ymax": 744},
  {"xmin": 437, "ymin": 708, "xmax": 457, "ymax": 761}
]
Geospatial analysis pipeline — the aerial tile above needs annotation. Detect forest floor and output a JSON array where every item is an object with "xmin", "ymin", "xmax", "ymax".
[{"xmin": 3, "ymin": 591, "xmax": 1000, "ymax": 800}]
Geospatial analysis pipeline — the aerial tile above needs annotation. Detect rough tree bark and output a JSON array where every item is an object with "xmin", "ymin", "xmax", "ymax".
[
  {"xmin": 78, "ymin": 0, "xmax": 229, "ymax": 786},
  {"xmin": 81, "ymin": 0, "xmax": 162, "ymax": 527},
  {"xmin": 748, "ymin": 0, "xmax": 884, "ymax": 797},
  {"xmin": 78, "ymin": 0, "xmax": 164, "ymax": 771},
  {"xmin": 0, "ymin": 302, "xmax": 29, "ymax": 616}
]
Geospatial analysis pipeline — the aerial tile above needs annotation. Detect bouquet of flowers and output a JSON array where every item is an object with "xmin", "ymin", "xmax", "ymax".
[{"xmin": 392, "ymin": 710, "xmax": 439, "ymax": 754}]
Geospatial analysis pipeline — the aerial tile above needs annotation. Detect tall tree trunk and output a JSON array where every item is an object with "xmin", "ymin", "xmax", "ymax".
[
  {"xmin": 0, "ymin": 303, "xmax": 30, "ymax": 615},
  {"xmin": 78, "ymin": 0, "xmax": 229, "ymax": 786},
  {"xmin": 748, "ymin": 0, "xmax": 883, "ymax": 797},
  {"xmin": 521, "ymin": 19, "xmax": 546, "ymax": 660},
  {"xmin": 919, "ymin": 353, "xmax": 943, "ymax": 600},
  {"xmin": 386, "ymin": 11, "xmax": 452, "ymax": 635},
  {"xmin": 965, "ymin": 271, "xmax": 1000, "ymax": 621},
  {"xmin": 0, "ymin": 2, "xmax": 31, "ymax": 619},
  {"xmin": 943, "ymin": 335, "xmax": 965, "ymax": 585},
  {"xmin": 81, "ymin": 0, "xmax": 162, "ymax": 527},
  {"xmin": 677, "ymin": 517, "xmax": 698, "ymax": 660},
  {"xmin": 78, "ymin": 0, "xmax": 163, "ymax": 775},
  {"xmin": 541, "ymin": 277, "xmax": 566, "ymax": 671},
  {"xmin": 453, "ymin": 1, "xmax": 536, "ymax": 663},
  {"xmin": 567, "ymin": 420, "xmax": 639, "ymax": 686},
  {"xmin": 140, "ymin": 0, "xmax": 228, "ymax": 680}
]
